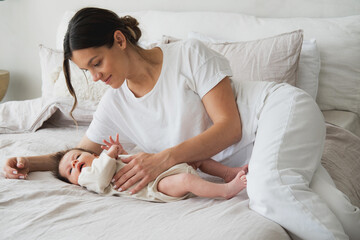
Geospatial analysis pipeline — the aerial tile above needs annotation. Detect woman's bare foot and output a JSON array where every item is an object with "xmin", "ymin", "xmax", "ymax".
[
  {"xmin": 223, "ymin": 164, "xmax": 248, "ymax": 183},
  {"xmin": 224, "ymin": 170, "xmax": 247, "ymax": 199}
]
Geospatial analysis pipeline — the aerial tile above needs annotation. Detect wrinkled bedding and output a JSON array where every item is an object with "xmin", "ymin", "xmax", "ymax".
[
  {"xmin": 321, "ymin": 124, "xmax": 360, "ymax": 207},
  {"xmin": 0, "ymin": 125, "xmax": 290, "ymax": 240},
  {"xmin": 0, "ymin": 97, "xmax": 97, "ymax": 133},
  {"xmin": 0, "ymin": 99, "xmax": 359, "ymax": 239}
]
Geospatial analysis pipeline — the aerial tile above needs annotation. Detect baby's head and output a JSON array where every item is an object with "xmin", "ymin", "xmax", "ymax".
[{"xmin": 52, "ymin": 148, "xmax": 97, "ymax": 185}]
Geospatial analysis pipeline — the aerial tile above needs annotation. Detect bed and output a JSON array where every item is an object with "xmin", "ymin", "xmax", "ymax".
[{"xmin": 1, "ymin": 5, "xmax": 360, "ymax": 240}]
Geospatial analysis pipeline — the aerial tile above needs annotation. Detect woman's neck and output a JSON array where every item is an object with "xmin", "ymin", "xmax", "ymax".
[{"xmin": 126, "ymin": 46, "xmax": 163, "ymax": 98}]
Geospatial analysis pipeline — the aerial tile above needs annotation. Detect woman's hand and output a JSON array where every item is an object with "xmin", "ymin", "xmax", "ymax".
[
  {"xmin": 112, "ymin": 150, "xmax": 173, "ymax": 194},
  {"xmin": 3, "ymin": 157, "xmax": 30, "ymax": 179}
]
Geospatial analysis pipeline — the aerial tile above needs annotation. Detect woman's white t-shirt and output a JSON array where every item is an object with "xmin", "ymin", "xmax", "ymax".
[{"xmin": 86, "ymin": 39, "xmax": 257, "ymax": 166}]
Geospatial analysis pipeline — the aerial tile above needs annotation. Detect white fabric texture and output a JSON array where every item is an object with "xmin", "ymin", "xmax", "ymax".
[
  {"xmin": 297, "ymin": 39, "xmax": 320, "ymax": 100},
  {"xmin": 231, "ymin": 80, "xmax": 360, "ymax": 239},
  {"xmin": 0, "ymin": 97, "xmax": 95, "ymax": 133},
  {"xmin": 244, "ymin": 82, "xmax": 349, "ymax": 240},
  {"xmin": 187, "ymin": 31, "xmax": 320, "ymax": 100},
  {"xmin": 310, "ymin": 165, "xmax": 360, "ymax": 239},
  {"xmin": 39, "ymin": 44, "xmax": 64, "ymax": 99},
  {"xmin": 39, "ymin": 45, "xmax": 110, "ymax": 103},
  {"xmin": 78, "ymin": 153, "xmax": 198, "ymax": 202},
  {"xmin": 78, "ymin": 152, "xmax": 117, "ymax": 194},
  {"xmin": 54, "ymin": 60, "xmax": 110, "ymax": 102}
]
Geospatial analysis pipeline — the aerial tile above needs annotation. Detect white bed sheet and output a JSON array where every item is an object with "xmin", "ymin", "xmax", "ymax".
[
  {"xmin": 0, "ymin": 124, "xmax": 290, "ymax": 240},
  {"xmin": 1, "ymin": 99, "xmax": 359, "ymax": 239}
]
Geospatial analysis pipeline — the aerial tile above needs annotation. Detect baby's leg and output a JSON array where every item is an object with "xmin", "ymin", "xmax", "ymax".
[
  {"xmin": 158, "ymin": 171, "xmax": 247, "ymax": 199},
  {"xmin": 223, "ymin": 164, "xmax": 248, "ymax": 183},
  {"xmin": 197, "ymin": 159, "xmax": 248, "ymax": 183}
]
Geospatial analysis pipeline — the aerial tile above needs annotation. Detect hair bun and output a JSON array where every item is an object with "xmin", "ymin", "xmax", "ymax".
[{"xmin": 120, "ymin": 15, "xmax": 141, "ymax": 43}]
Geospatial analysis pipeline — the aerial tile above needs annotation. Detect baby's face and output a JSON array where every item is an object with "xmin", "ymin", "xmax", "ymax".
[{"xmin": 59, "ymin": 149, "xmax": 96, "ymax": 185}]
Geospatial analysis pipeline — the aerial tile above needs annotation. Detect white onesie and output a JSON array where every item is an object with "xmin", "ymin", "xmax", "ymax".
[{"xmin": 78, "ymin": 152, "xmax": 198, "ymax": 203}]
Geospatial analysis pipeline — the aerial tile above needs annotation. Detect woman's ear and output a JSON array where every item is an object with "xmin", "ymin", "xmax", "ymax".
[{"xmin": 114, "ymin": 30, "xmax": 126, "ymax": 49}]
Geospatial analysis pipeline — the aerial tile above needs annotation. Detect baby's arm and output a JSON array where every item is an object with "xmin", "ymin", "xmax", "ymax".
[
  {"xmin": 79, "ymin": 153, "xmax": 117, "ymax": 194},
  {"xmin": 101, "ymin": 134, "xmax": 128, "ymax": 158}
]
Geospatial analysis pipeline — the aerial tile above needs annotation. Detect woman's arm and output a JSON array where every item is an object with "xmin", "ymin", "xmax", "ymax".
[
  {"xmin": 3, "ymin": 155, "xmax": 55, "ymax": 179},
  {"xmin": 112, "ymin": 77, "xmax": 242, "ymax": 193},
  {"xmin": 77, "ymin": 135, "xmax": 103, "ymax": 155},
  {"xmin": 169, "ymin": 77, "xmax": 242, "ymax": 163},
  {"xmin": 3, "ymin": 135, "xmax": 103, "ymax": 179}
]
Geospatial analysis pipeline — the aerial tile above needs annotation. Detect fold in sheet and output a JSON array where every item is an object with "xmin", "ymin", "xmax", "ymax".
[{"xmin": 0, "ymin": 97, "xmax": 97, "ymax": 133}]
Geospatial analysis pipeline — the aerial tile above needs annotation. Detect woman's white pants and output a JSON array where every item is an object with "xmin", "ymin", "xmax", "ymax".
[{"xmin": 244, "ymin": 83, "xmax": 360, "ymax": 240}]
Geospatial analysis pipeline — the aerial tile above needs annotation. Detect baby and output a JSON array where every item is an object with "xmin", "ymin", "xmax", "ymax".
[{"xmin": 53, "ymin": 135, "xmax": 248, "ymax": 202}]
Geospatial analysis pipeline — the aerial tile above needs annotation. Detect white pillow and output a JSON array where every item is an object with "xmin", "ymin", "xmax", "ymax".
[
  {"xmin": 163, "ymin": 30, "xmax": 303, "ymax": 87},
  {"xmin": 54, "ymin": 61, "xmax": 110, "ymax": 102},
  {"xmin": 297, "ymin": 39, "xmax": 320, "ymax": 100},
  {"xmin": 133, "ymin": 11, "xmax": 360, "ymax": 116},
  {"xmin": 56, "ymin": 11, "xmax": 360, "ymax": 115},
  {"xmin": 39, "ymin": 45, "xmax": 110, "ymax": 103},
  {"xmin": 46, "ymin": 29, "xmax": 303, "ymax": 103},
  {"xmin": 39, "ymin": 45, "xmax": 63, "ymax": 99},
  {"xmin": 188, "ymin": 32, "xmax": 320, "ymax": 100}
]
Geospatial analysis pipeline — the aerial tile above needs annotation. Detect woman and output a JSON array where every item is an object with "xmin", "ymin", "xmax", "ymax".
[{"xmin": 4, "ymin": 7, "xmax": 359, "ymax": 240}]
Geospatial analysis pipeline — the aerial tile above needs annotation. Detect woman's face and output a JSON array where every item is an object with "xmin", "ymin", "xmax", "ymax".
[
  {"xmin": 59, "ymin": 149, "xmax": 96, "ymax": 185},
  {"xmin": 71, "ymin": 43, "xmax": 128, "ymax": 89}
]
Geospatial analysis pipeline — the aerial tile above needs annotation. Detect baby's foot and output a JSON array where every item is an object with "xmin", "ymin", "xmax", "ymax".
[
  {"xmin": 224, "ymin": 170, "xmax": 247, "ymax": 199},
  {"xmin": 224, "ymin": 164, "xmax": 248, "ymax": 183}
]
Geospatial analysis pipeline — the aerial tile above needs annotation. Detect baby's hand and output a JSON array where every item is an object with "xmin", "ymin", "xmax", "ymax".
[
  {"xmin": 107, "ymin": 145, "xmax": 122, "ymax": 159},
  {"xmin": 101, "ymin": 134, "xmax": 128, "ymax": 158}
]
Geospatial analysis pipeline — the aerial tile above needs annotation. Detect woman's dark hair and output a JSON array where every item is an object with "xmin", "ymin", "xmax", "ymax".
[
  {"xmin": 51, "ymin": 147, "xmax": 96, "ymax": 183},
  {"xmin": 63, "ymin": 7, "xmax": 142, "ymax": 122}
]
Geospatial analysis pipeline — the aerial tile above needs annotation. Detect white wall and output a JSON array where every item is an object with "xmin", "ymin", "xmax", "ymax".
[{"xmin": 0, "ymin": 0, "xmax": 359, "ymax": 102}]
